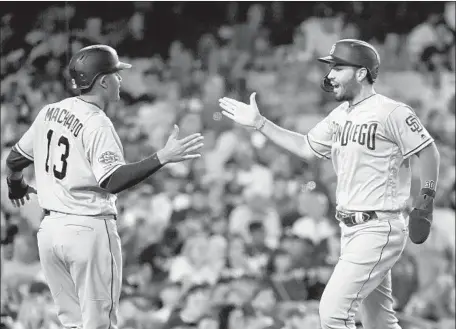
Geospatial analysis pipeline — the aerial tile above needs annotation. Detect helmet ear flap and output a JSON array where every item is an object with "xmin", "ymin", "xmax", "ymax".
[{"xmin": 321, "ymin": 72, "xmax": 333, "ymax": 92}]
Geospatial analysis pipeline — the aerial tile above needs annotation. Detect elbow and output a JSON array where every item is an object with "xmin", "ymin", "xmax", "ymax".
[
  {"xmin": 417, "ymin": 142, "xmax": 440, "ymax": 164},
  {"xmin": 101, "ymin": 175, "xmax": 120, "ymax": 194},
  {"xmin": 300, "ymin": 148, "xmax": 316, "ymax": 161},
  {"xmin": 6, "ymin": 149, "xmax": 33, "ymax": 172},
  {"xmin": 301, "ymin": 136, "xmax": 318, "ymax": 161},
  {"xmin": 430, "ymin": 142, "xmax": 441, "ymax": 165},
  {"xmin": 6, "ymin": 153, "xmax": 16, "ymax": 171},
  {"xmin": 103, "ymin": 180, "xmax": 122, "ymax": 195},
  {"xmin": 105, "ymin": 186, "xmax": 119, "ymax": 194}
]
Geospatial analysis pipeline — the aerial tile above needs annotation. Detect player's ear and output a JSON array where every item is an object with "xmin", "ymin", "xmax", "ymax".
[
  {"xmin": 356, "ymin": 68, "xmax": 368, "ymax": 83},
  {"xmin": 99, "ymin": 75, "xmax": 108, "ymax": 89}
]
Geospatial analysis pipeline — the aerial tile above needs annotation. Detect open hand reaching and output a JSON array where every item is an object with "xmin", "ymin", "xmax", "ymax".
[
  {"xmin": 219, "ymin": 92, "xmax": 263, "ymax": 128},
  {"xmin": 157, "ymin": 125, "xmax": 204, "ymax": 164}
]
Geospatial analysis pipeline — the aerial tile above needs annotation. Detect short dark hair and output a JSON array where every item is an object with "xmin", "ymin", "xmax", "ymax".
[{"xmin": 366, "ymin": 70, "xmax": 375, "ymax": 84}]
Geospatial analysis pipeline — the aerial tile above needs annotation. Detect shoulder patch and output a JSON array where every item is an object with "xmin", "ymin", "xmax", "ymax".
[{"xmin": 98, "ymin": 151, "xmax": 120, "ymax": 165}]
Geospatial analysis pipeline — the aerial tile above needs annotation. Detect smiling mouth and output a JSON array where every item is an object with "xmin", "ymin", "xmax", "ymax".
[{"xmin": 332, "ymin": 84, "xmax": 341, "ymax": 93}]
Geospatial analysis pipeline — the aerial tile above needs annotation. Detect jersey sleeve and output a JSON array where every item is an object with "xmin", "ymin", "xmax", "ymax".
[
  {"xmin": 13, "ymin": 120, "xmax": 37, "ymax": 161},
  {"xmin": 306, "ymin": 114, "xmax": 333, "ymax": 160},
  {"xmin": 384, "ymin": 105, "xmax": 434, "ymax": 159},
  {"xmin": 84, "ymin": 126, "xmax": 126, "ymax": 185}
]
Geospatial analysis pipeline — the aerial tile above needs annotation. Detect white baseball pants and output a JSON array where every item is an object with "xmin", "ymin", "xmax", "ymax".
[
  {"xmin": 37, "ymin": 212, "xmax": 122, "ymax": 329},
  {"xmin": 319, "ymin": 212, "xmax": 408, "ymax": 329}
]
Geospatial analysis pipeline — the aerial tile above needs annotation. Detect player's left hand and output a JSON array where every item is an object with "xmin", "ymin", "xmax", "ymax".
[{"xmin": 408, "ymin": 189, "xmax": 434, "ymax": 244}]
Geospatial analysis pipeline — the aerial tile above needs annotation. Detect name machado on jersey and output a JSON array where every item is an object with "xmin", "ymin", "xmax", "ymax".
[
  {"xmin": 14, "ymin": 97, "xmax": 126, "ymax": 216},
  {"xmin": 44, "ymin": 107, "xmax": 84, "ymax": 138}
]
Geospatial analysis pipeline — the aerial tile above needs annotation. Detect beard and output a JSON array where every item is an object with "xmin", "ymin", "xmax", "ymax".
[{"xmin": 334, "ymin": 78, "xmax": 359, "ymax": 102}]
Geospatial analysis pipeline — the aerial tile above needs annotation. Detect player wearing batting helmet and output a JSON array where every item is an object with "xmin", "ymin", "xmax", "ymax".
[
  {"xmin": 5, "ymin": 44, "xmax": 204, "ymax": 328},
  {"xmin": 318, "ymin": 39, "xmax": 380, "ymax": 93},
  {"xmin": 68, "ymin": 45, "xmax": 132, "ymax": 91},
  {"xmin": 219, "ymin": 38, "xmax": 440, "ymax": 329}
]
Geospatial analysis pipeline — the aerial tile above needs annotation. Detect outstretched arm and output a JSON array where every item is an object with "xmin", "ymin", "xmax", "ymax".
[
  {"xmin": 100, "ymin": 125, "xmax": 204, "ymax": 194},
  {"xmin": 256, "ymin": 118, "xmax": 314, "ymax": 160},
  {"xmin": 219, "ymin": 92, "xmax": 330, "ymax": 160}
]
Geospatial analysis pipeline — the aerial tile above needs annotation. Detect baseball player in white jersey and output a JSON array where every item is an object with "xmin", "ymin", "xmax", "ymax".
[
  {"xmin": 5, "ymin": 45, "xmax": 204, "ymax": 329},
  {"xmin": 218, "ymin": 39, "xmax": 440, "ymax": 329}
]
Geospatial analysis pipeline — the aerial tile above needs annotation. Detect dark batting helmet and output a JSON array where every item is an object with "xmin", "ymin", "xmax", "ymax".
[
  {"xmin": 318, "ymin": 39, "xmax": 380, "ymax": 92},
  {"xmin": 68, "ymin": 45, "xmax": 131, "ymax": 90}
]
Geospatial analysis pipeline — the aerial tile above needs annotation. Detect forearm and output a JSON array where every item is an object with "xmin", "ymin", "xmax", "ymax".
[
  {"xmin": 259, "ymin": 118, "xmax": 314, "ymax": 159},
  {"xmin": 6, "ymin": 149, "xmax": 33, "ymax": 180},
  {"xmin": 102, "ymin": 153, "xmax": 164, "ymax": 194},
  {"xmin": 415, "ymin": 143, "xmax": 440, "ymax": 191},
  {"xmin": 6, "ymin": 168, "xmax": 23, "ymax": 180}
]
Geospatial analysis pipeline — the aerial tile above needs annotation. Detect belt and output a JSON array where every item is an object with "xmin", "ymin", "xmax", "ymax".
[
  {"xmin": 43, "ymin": 209, "xmax": 117, "ymax": 220},
  {"xmin": 336, "ymin": 210, "xmax": 378, "ymax": 227}
]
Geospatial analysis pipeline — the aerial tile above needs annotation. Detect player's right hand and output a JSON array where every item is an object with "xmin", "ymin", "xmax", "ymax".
[
  {"xmin": 219, "ymin": 92, "xmax": 262, "ymax": 128},
  {"xmin": 9, "ymin": 185, "xmax": 37, "ymax": 208},
  {"xmin": 157, "ymin": 125, "xmax": 204, "ymax": 164}
]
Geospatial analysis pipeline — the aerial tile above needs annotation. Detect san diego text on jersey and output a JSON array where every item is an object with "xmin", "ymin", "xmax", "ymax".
[{"xmin": 331, "ymin": 120, "xmax": 378, "ymax": 150}]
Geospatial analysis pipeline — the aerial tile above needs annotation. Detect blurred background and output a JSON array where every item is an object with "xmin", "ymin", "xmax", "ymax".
[{"xmin": 0, "ymin": 2, "xmax": 455, "ymax": 329}]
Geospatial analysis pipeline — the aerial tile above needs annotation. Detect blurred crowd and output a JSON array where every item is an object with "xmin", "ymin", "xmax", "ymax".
[{"xmin": 1, "ymin": 2, "xmax": 455, "ymax": 329}]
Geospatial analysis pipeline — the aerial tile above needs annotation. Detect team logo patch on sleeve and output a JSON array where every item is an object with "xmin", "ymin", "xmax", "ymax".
[{"xmin": 98, "ymin": 151, "xmax": 121, "ymax": 165}]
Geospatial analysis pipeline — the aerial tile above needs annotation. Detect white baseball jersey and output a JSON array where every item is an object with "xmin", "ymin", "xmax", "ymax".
[
  {"xmin": 14, "ymin": 97, "xmax": 126, "ymax": 216},
  {"xmin": 307, "ymin": 94, "xmax": 434, "ymax": 212}
]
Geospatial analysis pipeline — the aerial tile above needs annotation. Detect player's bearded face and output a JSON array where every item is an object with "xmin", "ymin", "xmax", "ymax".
[{"xmin": 328, "ymin": 66, "xmax": 360, "ymax": 102}]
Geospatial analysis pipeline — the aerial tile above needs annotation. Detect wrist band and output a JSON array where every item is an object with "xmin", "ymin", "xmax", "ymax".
[
  {"xmin": 7, "ymin": 175, "xmax": 26, "ymax": 187},
  {"xmin": 255, "ymin": 116, "xmax": 267, "ymax": 131},
  {"xmin": 153, "ymin": 153, "xmax": 163, "ymax": 166}
]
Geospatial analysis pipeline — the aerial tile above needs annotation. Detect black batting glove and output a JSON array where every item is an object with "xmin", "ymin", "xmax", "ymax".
[{"xmin": 7, "ymin": 176, "xmax": 29, "ymax": 200}]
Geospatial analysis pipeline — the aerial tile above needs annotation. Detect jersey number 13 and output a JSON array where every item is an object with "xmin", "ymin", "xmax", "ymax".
[{"xmin": 45, "ymin": 129, "xmax": 70, "ymax": 180}]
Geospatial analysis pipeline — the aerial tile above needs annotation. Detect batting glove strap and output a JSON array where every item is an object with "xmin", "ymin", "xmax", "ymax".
[
  {"xmin": 7, "ymin": 176, "xmax": 29, "ymax": 199},
  {"xmin": 413, "ymin": 192, "xmax": 434, "ymax": 212}
]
